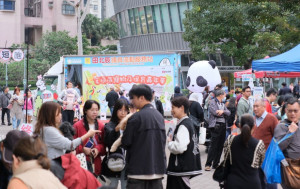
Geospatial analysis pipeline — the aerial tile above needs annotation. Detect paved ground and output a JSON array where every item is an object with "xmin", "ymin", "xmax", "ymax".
[{"xmin": 0, "ymin": 112, "xmax": 282, "ymax": 189}]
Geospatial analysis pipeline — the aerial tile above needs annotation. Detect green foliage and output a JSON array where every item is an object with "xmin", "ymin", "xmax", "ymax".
[
  {"xmin": 33, "ymin": 31, "xmax": 77, "ymax": 64},
  {"xmin": 99, "ymin": 19, "xmax": 119, "ymax": 40},
  {"xmin": 82, "ymin": 15, "xmax": 119, "ymax": 46},
  {"xmin": 183, "ymin": 0, "xmax": 300, "ymax": 68},
  {"xmin": 82, "ymin": 14, "xmax": 102, "ymax": 46}
]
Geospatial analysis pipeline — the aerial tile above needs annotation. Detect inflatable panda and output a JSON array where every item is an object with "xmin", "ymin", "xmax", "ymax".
[{"xmin": 186, "ymin": 60, "xmax": 221, "ymax": 103}]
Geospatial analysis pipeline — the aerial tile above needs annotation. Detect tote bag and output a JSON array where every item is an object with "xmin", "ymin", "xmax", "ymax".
[
  {"xmin": 262, "ymin": 133, "xmax": 294, "ymax": 184},
  {"xmin": 198, "ymin": 123, "xmax": 206, "ymax": 145}
]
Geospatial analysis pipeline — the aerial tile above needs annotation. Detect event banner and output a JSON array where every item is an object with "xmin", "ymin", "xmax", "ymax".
[
  {"xmin": 83, "ymin": 66, "xmax": 174, "ymax": 117},
  {"xmin": 68, "ymin": 53, "xmax": 180, "ymax": 116}
]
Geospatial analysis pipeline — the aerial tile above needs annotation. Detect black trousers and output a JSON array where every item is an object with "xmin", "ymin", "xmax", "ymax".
[
  {"xmin": 127, "ymin": 178, "xmax": 163, "ymax": 189},
  {"xmin": 1, "ymin": 108, "xmax": 10, "ymax": 124},
  {"xmin": 205, "ymin": 123, "xmax": 226, "ymax": 168},
  {"xmin": 62, "ymin": 110, "xmax": 74, "ymax": 125},
  {"xmin": 167, "ymin": 175, "xmax": 190, "ymax": 189}
]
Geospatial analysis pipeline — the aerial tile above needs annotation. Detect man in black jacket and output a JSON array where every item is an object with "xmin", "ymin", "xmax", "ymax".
[
  {"xmin": 105, "ymin": 86, "xmax": 119, "ymax": 115},
  {"xmin": 293, "ymin": 80, "xmax": 300, "ymax": 98},
  {"xmin": 151, "ymin": 90, "xmax": 164, "ymax": 116},
  {"xmin": 122, "ymin": 84, "xmax": 166, "ymax": 189},
  {"xmin": 279, "ymin": 82, "xmax": 292, "ymax": 96},
  {"xmin": 0, "ymin": 87, "xmax": 12, "ymax": 126}
]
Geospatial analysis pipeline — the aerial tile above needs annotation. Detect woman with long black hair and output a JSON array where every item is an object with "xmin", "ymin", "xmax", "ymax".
[
  {"xmin": 224, "ymin": 114, "xmax": 265, "ymax": 189},
  {"xmin": 73, "ymin": 100, "xmax": 106, "ymax": 176},
  {"xmin": 102, "ymin": 99, "xmax": 129, "ymax": 189}
]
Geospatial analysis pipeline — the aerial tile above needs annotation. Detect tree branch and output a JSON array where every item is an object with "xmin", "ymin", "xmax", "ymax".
[{"xmin": 80, "ymin": 0, "xmax": 90, "ymax": 24}]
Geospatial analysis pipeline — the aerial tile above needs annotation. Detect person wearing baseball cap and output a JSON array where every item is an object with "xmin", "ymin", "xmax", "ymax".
[{"xmin": 0, "ymin": 130, "xmax": 29, "ymax": 189}]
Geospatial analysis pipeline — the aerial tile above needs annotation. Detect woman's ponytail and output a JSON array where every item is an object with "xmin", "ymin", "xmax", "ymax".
[
  {"xmin": 36, "ymin": 153, "xmax": 50, "ymax": 169},
  {"xmin": 241, "ymin": 124, "xmax": 251, "ymax": 147}
]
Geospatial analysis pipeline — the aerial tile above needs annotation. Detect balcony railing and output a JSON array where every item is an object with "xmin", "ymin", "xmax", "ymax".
[{"xmin": 0, "ymin": 0, "xmax": 15, "ymax": 11}]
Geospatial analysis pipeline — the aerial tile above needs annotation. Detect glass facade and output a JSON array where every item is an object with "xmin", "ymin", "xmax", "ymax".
[{"xmin": 117, "ymin": 1, "xmax": 192, "ymax": 38}]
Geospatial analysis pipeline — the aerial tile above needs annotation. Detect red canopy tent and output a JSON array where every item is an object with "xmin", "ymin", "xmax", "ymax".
[{"xmin": 234, "ymin": 69, "xmax": 300, "ymax": 78}]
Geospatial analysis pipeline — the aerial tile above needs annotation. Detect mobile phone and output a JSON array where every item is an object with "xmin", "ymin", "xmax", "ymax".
[
  {"xmin": 167, "ymin": 127, "xmax": 173, "ymax": 137},
  {"xmin": 85, "ymin": 139, "xmax": 94, "ymax": 148}
]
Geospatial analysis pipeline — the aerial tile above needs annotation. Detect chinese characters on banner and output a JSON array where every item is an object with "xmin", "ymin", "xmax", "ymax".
[
  {"xmin": 19, "ymin": 123, "xmax": 34, "ymax": 135},
  {"xmin": 0, "ymin": 49, "xmax": 24, "ymax": 62},
  {"xmin": 93, "ymin": 75, "xmax": 167, "ymax": 85}
]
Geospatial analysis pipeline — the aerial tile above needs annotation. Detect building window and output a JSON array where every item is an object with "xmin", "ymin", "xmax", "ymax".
[
  {"xmin": 188, "ymin": 1, "xmax": 193, "ymax": 9},
  {"xmin": 94, "ymin": 5, "xmax": 98, "ymax": 11},
  {"xmin": 145, "ymin": 6, "xmax": 154, "ymax": 34},
  {"xmin": 178, "ymin": 2, "xmax": 188, "ymax": 31},
  {"xmin": 0, "ymin": 0, "xmax": 15, "ymax": 11},
  {"xmin": 169, "ymin": 3, "xmax": 181, "ymax": 32},
  {"xmin": 62, "ymin": 1, "xmax": 75, "ymax": 15},
  {"xmin": 138, "ymin": 7, "xmax": 147, "ymax": 34},
  {"xmin": 152, "ymin": 5, "xmax": 163, "ymax": 33},
  {"xmin": 124, "ymin": 10, "xmax": 131, "ymax": 36},
  {"xmin": 134, "ymin": 8, "xmax": 142, "ymax": 35},
  {"xmin": 117, "ymin": 13, "xmax": 126, "ymax": 38},
  {"xmin": 128, "ymin": 9, "xmax": 136, "ymax": 35},
  {"xmin": 160, "ymin": 4, "xmax": 171, "ymax": 32}
]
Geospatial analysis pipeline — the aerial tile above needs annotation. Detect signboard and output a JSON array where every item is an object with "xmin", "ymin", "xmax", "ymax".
[
  {"xmin": 242, "ymin": 74, "xmax": 252, "ymax": 82},
  {"xmin": 0, "ymin": 49, "xmax": 12, "ymax": 62},
  {"xmin": 19, "ymin": 123, "xmax": 34, "ymax": 135},
  {"xmin": 64, "ymin": 54, "xmax": 179, "ymax": 116},
  {"xmin": 12, "ymin": 49, "xmax": 24, "ymax": 62},
  {"xmin": 253, "ymin": 87, "xmax": 264, "ymax": 100}
]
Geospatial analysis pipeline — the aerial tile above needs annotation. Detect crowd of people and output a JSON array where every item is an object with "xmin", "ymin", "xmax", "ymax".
[{"xmin": 0, "ymin": 81, "xmax": 300, "ymax": 189}]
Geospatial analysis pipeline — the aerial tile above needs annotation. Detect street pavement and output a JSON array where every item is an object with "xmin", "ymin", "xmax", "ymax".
[{"xmin": 0, "ymin": 113, "xmax": 282, "ymax": 189}]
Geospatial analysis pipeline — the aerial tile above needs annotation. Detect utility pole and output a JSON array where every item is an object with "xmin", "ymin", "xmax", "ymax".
[{"xmin": 66, "ymin": 0, "xmax": 90, "ymax": 55}]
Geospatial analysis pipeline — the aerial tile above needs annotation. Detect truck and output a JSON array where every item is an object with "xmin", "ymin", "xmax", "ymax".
[{"xmin": 36, "ymin": 53, "xmax": 181, "ymax": 117}]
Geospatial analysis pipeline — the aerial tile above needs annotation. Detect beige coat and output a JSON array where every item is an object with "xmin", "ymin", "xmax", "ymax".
[
  {"xmin": 12, "ymin": 160, "xmax": 66, "ymax": 189},
  {"xmin": 9, "ymin": 94, "xmax": 24, "ymax": 120}
]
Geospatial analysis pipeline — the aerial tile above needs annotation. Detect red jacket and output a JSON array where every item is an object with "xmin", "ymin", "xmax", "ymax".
[
  {"xmin": 61, "ymin": 153, "xmax": 101, "ymax": 189},
  {"xmin": 264, "ymin": 99, "xmax": 272, "ymax": 114},
  {"xmin": 73, "ymin": 119, "xmax": 106, "ymax": 175}
]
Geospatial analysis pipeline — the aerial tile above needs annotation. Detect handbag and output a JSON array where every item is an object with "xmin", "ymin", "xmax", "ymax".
[
  {"xmin": 262, "ymin": 133, "xmax": 294, "ymax": 184},
  {"xmin": 198, "ymin": 123, "xmax": 206, "ymax": 145},
  {"xmin": 107, "ymin": 150, "xmax": 126, "ymax": 172},
  {"xmin": 213, "ymin": 135, "xmax": 235, "ymax": 182},
  {"xmin": 7, "ymin": 103, "xmax": 12, "ymax": 110},
  {"xmin": 75, "ymin": 153, "xmax": 88, "ymax": 170},
  {"xmin": 282, "ymin": 158, "xmax": 300, "ymax": 189}
]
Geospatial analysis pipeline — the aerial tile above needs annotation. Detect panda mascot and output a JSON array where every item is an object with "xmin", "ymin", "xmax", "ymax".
[{"xmin": 186, "ymin": 60, "xmax": 221, "ymax": 103}]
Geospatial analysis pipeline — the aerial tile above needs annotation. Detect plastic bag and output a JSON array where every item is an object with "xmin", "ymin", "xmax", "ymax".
[
  {"xmin": 262, "ymin": 133, "xmax": 294, "ymax": 184},
  {"xmin": 199, "ymin": 125, "xmax": 206, "ymax": 145}
]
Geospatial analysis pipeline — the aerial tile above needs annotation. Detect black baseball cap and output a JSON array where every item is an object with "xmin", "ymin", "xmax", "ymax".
[{"xmin": 2, "ymin": 130, "xmax": 29, "ymax": 163}]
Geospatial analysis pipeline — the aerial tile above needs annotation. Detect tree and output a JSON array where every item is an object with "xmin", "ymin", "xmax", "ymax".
[
  {"xmin": 82, "ymin": 14, "xmax": 102, "ymax": 45},
  {"xmin": 183, "ymin": 0, "xmax": 300, "ymax": 68},
  {"xmin": 33, "ymin": 31, "xmax": 77, "ymax": 64},
  {"xmin": 99, "ymin": 19, "xmax": 119, "ymax": 40}
]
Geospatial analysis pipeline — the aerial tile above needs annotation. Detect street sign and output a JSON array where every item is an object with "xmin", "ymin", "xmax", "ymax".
[
  {"xmin": 0, "ymin": 49, "xmax": 12, "ymax": 62},
  {"xmin": 12, "ymin": 49, "xmax": 24, "ymax": 62}
]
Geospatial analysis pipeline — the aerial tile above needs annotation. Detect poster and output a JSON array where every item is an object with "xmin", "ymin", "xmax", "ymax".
[
  {"xmin": 64, "ymin": 54, "xmax": 179, "ymax": 116},
  {"xmin": 253, "ymin": 87, "xmax": 264, "ymax": 100}
]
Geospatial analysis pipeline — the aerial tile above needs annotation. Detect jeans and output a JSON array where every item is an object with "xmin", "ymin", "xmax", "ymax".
[
  {"xmin": 205, "ymin": 123, "xmax": 226, "ymax": 168},
  {"xmin": 12, "ymin": 116, "xmax": 21, "ymax": 129},
  {"xmin": 108, "ymin": 169, "xmax": 127, "ymax": 189},
  {"xmin": 109, "ymin": 107, "xmax": 114, "ymax": 115}
]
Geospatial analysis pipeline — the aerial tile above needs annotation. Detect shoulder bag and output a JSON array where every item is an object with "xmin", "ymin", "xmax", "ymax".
[
  {"xmin": 213, "ymin": 135, "xmax": 235, "ymax": 183},
  {"xmin": 107, "ymin": 149, "xmax": 126, "ymax": 172},
  {"xmin": 282, "ymin": 158, "xmax": 300, "ymax": 189}
]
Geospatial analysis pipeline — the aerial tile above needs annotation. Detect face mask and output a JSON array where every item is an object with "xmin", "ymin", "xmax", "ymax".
[{"xmin": 222, "ymin": 97, "xmax": 226, "ymax": 103}]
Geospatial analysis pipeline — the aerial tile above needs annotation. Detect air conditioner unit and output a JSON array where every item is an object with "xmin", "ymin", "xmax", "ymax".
[{"xmin": 48, "ymin": 1, "xmax": 53, "ymax": 9}]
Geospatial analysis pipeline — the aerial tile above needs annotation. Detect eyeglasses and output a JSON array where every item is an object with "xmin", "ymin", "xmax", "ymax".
[{"xmin": 286, "ymin": 109, "xmax": 299, "ymax": 114}]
